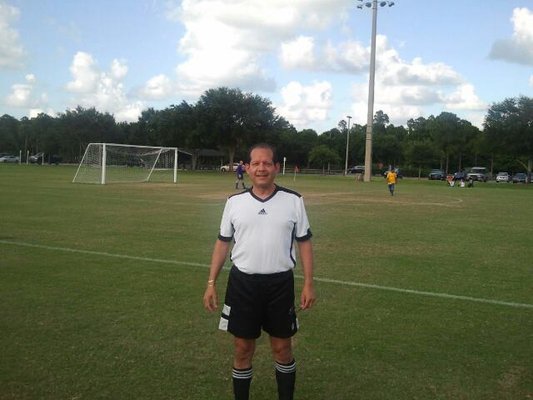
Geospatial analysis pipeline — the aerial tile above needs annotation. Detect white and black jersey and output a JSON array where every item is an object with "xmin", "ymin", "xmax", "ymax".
[{"xmin": 218, "ymin": 185, "xmax": 312, "ymax": 275}]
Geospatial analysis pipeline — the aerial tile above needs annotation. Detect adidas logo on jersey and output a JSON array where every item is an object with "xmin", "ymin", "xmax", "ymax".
[{"xmin": 258, "ymin": 208, "xmax": 267, "ymax": 215}]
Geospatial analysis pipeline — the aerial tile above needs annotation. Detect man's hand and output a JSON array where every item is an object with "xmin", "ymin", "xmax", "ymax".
[
  {"xmin": 203, "ymin": 285, "xmax": 218, "ymax": 312},
  {"xmin": 300, "ymin": 283, "xmax": 316, "ymax": 310}
]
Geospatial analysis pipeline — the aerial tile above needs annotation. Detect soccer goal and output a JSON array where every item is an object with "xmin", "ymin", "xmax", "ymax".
[{"xmin": 72, "ymin": 143, "xmax": 178, "ymax": 184}]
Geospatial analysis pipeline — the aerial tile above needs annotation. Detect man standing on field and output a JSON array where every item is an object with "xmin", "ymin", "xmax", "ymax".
[{"xmin": 203, "ymin": 143, "xmax": 316, "ymax": 400}]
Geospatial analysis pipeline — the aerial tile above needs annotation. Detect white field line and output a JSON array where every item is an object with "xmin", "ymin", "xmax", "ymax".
[{"xmin": 2, "ymin": 239, "xmax": 532, "ymax": 310}]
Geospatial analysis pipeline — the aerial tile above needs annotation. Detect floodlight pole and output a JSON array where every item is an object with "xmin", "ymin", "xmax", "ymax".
[
  {"xmin": 358, "ymin": 0, "xmax": 395, "ymax": 182},
  {"xmin": 344, "ymin": 115, "xmax": 352, "ymax": 175}
]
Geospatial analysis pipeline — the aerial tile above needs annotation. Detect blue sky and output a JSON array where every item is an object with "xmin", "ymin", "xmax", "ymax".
[{"xmin": 1, "ymin": 0, "xmax": 532, "ymax": 133}]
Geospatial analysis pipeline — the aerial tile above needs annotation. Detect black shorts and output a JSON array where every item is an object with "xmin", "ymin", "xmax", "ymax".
[{"xmin": 219, "ymin": 265, "xmax": 298, "ymax": 339}]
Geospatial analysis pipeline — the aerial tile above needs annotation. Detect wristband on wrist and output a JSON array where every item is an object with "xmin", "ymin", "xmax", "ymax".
[{"xmin": 207, "ymin": 279, "xmax": 215, "ymax": 287}]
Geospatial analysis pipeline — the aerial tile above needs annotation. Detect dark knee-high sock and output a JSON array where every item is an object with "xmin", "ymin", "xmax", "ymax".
[
  {"xmin": 275, "ymin": 359, "xmax": 296, "ymax": 400},
  {"xmin": 232, "ymin": 366, "xmax": 253, "ymax": 400}
]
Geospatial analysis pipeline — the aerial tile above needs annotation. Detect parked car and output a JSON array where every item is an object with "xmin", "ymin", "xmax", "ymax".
[
  {"xmin": 48, "ymin": 154, "xmax": 62, "ymax": 165},
  {"xmin": 220, "ymin": 162, "xmax": 239, "ymax": 172},
  {"xmin": 467, "ymin": 167, "xmax": 488, "ymax": 182},
  {"xmin": 0, "ymin": 155, "xmax": 20, "ymax": 163},
  {"xmin": 29, "ymin": 152, "xmax": 45, "ymax": 163},
  {"xmin": 452, "ymin": 170, "xmax": 467, "ymax": 181},
  {"xmin": 29, "ymin": 153, "xmax": 62, "ymax": 165},
  {"xmin": 495, "ymin": 172, "xmax": 511, "ymax": 183},
  {"xmin": 428, "ymin": 169, "xmax": 446, "ymax": 180},
  {"xmin": 512, "ymin": 172, "xmax": 528, "ymax": 184},
  {"xmin": 348, "ymin": 165, "xmax": 365, "ymax": 174}
]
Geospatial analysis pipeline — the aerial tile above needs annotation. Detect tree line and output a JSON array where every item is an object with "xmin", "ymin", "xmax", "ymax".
[{"xmin": 1, "ymin": 87, "xmax": 532, "ymax": 177}]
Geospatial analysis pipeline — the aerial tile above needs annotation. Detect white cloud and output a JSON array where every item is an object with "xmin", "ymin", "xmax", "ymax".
[
  {"xmin": 280, "ymin": 36, "xmax": 370, "ymax": 74},
  {"xmin": 381, "ymin": 57, "xmax": 463, "ymax": 86},
  {"xmin": 276, "ymin": 81, "xmax": 332, "ymax": 129},
  {"xmin": 66, "ymin": 52, "xmax": 143, "ymax": 122},
  {"xmin": 166, "ymin": 0, "xmax": 476, "ymax": 127},
  {"xmin": 175, "ymin": 16, "xmax": 274, "ymax": 96},
  {"xmin": 114, "ymin": 102, "xmax": 144, "ymax": 123},
  {"xmin": 0, "ymin": 1, "xmax": 25, "ymax": 68},
  {"xmin": 167, "ymin": 0, "xmax": 347, "ymax": 97},
  {"xmin": 139, "ymin": 74, "xmax": 174, "ymax": 100},
  {"xmin": 278, "ymin": 32, "xmax": 474, "ymax": 126},
  {"xmin": 111, "ymin": 59, "xmax": 128, "ymax": 80},
  {"xmin": 66, "ymin": 52, "xmax": 99, "ymax": 93},
  {"xmin": 373, "ymin": 36, "xmax": 462, "ymax": 87},
  {"xmin": 340, "ymin": 35, "xmax": 485, "ymax": 126},
  {"xmin": 349, "ymin": 76, "xmax": 485, "ymax": 127},
  {"xmin": 5, "ymin": 74, "xmax": 41, "ymax": 108},
  {"xmin": 280, "ymin": 36, "xmax": 316, "ymax": 69},
  {"xmin": 326, "ymin": 40, "xmax": 368, "ymax": 73},
  {"xmin": 29, "ymin": 107, "xmax": 55, "ymax": 119},
  {"xmin": 442, "ymin": 84, "xmax": 486, "ymax": 111},
  {"xmin": 489, "ymin": 7, "xmax": 533, "ymax": 65},
  {"xmin": 6, "ymin": 82, "xmax": 32, "ymax": 107},
  {"xmin": 349, "ymin": 82, "xmax": 425, "ymax": 126}
]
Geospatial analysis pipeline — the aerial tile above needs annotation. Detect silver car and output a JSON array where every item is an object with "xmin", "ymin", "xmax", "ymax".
[
  {"xmin": 495, "ymin": 172, "xmax": 511, "ymax": 183},
  {"xmin": 0, "ymin": 155, "xmax": 20, "ymax": 163}
]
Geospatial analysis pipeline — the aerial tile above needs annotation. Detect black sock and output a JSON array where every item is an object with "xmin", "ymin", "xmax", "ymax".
[
  {"xmin": 275, "ymin": 360, "xmax": 296, "ymax": 400},
  {"xmin": 232, "ymin": 366, "xmax": 253, "ymax": 400}
]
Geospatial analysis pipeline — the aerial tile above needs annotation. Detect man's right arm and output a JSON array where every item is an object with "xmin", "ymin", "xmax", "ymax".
[{"xmin": 203, "ymin": 239, "xmax": 231, "ymax": 312}]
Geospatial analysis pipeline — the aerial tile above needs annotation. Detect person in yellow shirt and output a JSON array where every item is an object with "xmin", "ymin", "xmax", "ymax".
[{"xmin": 385, "ymin": 168, "xmax": 398, "ymax": 196}]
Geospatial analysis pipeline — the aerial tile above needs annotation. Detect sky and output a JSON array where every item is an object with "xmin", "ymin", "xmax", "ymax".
[{"xmin": 1, "ymin": 0, "xmax": 533, "ymax": 134}]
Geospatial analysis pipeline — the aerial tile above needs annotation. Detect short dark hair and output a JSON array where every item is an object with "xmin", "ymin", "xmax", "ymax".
[{"xmin": 247, "ymin": 143, "xmax": 278, "ymax": 164}]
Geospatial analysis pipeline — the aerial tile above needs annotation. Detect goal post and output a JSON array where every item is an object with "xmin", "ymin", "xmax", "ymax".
[{"xmin": 72, "ymin": 143, "xmax": 179, "ymax": 184}]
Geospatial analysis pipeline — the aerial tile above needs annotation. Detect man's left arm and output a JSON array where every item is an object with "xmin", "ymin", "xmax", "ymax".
[{"xmin": 297, "ymin": 239, "xmax": 316, "ymax": 310}]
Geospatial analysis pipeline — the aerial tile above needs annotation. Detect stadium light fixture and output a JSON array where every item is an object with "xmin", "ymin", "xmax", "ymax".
[
  {"xmin": 356, "ymin": 0, "xmax": 395, "ymax": 182},
  {"xmin": 344, "ymin": 115, "xmax": 352, "ymax": 176}
]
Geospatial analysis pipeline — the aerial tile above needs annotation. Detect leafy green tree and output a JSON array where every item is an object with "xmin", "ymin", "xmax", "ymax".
[
  {"xmin": 405, "ymin": 140, "xmax": 439, "ymax": 178},
  {"xmin": 373, "ymin": 110, "xmax": 389, "ymax": 133},
  {"xmin": 158, "ymin": 102, "xmax": 196, "ymax": 148},
  {"xmin": 58, "ymin": 106, "xmax": 117, "ymax": 161},
  {"xmin": 29, "ymin": 113, "xmax": 58, "ymax": 158},
  {"xmin": 308, "ymin": 144, "xmax": 341, "ymax": 170},
  {"xmin": 277, "ymin": 126, "xmax": 300, "ymax": 166},
  {"xmin": 295, "ymin": 129, "xmax": 319, "ymax": 167},
  {"xmin": 428, "ymin": 112, "xmax": 472, "ymax": 173},
  {"xmin": 406, "ymin": 117, "xmax": 432, "ymax": 142},
  {"xmin": 317, "ymin": 127, "xmax": 346, "ymax": 164},
  {"xmin": 484, "ymin": 96, "xmax": 533, "ymax": 178},
  {"xmin": 135, "ymin": 108, "xmax": 161, "ymax": 146},
  {"xmin": 0, "ymin": 114, "xmax": 21, "ymax": 153},
  {"xmin": 195, "ymin": 87, "xmax": 287, "ymax": 167}
]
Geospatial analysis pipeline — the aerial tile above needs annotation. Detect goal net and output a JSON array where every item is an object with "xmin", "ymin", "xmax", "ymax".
[{"xmin": 72, "ymin": 143, "xmax": 178, "ymax": 184}]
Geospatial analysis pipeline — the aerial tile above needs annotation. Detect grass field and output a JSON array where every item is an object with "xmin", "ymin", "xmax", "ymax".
[{"xmin": 1, "ymin": 164, "xmax": 532, "ymax": 399}]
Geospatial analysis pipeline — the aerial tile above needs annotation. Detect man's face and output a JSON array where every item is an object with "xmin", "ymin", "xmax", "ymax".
[{"xmin": 246, "ymin": 147, "xmax": 279, "ymax": 189}]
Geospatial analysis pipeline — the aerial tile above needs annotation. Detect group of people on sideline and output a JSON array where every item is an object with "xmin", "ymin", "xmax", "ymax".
[{"xmin": 447, "ymin": 173, "xmax": 474, "ymax": 188}]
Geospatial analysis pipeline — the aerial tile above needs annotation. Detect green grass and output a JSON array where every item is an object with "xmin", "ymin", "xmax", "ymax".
[{"xmin": 1, "ymin": 164, "xmax": 532, "ymax": 399}]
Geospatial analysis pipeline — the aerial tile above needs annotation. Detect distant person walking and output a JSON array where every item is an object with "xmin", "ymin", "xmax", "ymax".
[
  {"xmin": 386, "ymin": 168, "xmax": 398, "ymax": 196},
  {"xmin": 235, "ymin": 160, "xmax": 246, "ymax": 189}
]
